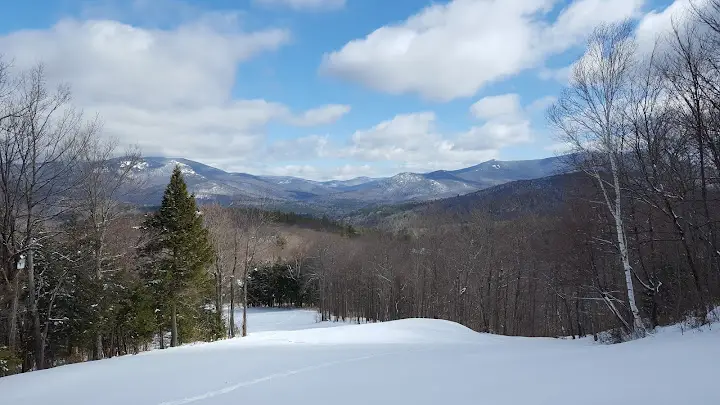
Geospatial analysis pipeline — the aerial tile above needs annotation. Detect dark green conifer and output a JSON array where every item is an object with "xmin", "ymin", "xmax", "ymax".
[{"xmin": 140, "ymin": 166, "xmax": 214, "ymax": 347}]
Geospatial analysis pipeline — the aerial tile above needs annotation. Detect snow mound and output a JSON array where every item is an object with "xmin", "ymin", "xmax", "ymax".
[
  {"xmin": 163, "ymin": 318, "xmax": 487, "ymax": 354},
  {"xmin": 243, "ymin": 318, "xmax": 482, "ymax": 345}
]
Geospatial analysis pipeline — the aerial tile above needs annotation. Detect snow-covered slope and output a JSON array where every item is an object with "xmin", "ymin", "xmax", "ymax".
[
  {"xmin": 333, "ymin": 172, "xmax": 475, "ymax": 203},
  {"xmin": 2, "ymin": 309, "xmax": 718, "ymax": 405},
  {"xmin": 451, "ymin": 155, "xmax": 572, "ymax": 185},
  {"xmin": 321, "ymin": 176, "xmax": 378, "ymax": 188}
]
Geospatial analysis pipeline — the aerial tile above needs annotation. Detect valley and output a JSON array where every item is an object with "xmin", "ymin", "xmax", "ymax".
[{"xmin": 117, "ymin": 155, "xmax": 573, "ymax": 216}]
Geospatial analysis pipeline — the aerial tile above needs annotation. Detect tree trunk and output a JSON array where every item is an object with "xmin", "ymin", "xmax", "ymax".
[
  {"xmin": 27, "ymin": 247, "xmax": 44, "ymax": 369},
  {"xmin": 575, "ymin": 298, "xmax": 584, "ymax": 338},
  {"xmin": 171, "ymin": 300, "xmax": 178, "ymax": 347},
  {"xmin": 695, "ymin": 100, "xmax": 717, "ymax": 310},
  {"xmin": 665, "ymin": 201, "xmax": 707, "ymax": 311},
  {"xmin": 94, "ymin": 237, "xmax": 104, "ymax": 360},
  {"xmin": 242, "ymin": 270, "xmax": 248, "ymax": 337},
  {"xmin": 95, "ymin": 334, "xmax": 103, "ymax": 360},
  {"xmin": 215, "ymin": 271, "xmax": 222, "ymax": 316},
  {"xmin": 617, "ymin": 223, "xmax": 644, "ymax": 334},
  {"xmin": 8, "ymin": 274, "xmax": 20, "ymax": 352},
  {"xmin": 609, "ymin": 156, "xmax": 645, "ymax": 336},
  {"xmin": 229, "ymin": 274, "xmax": 235, "ymax": 338}
]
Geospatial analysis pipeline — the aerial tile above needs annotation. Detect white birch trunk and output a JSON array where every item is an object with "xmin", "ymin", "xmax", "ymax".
[{"xmin": 609, "ymin": 154, "xmax": 645, "ymax": 335}]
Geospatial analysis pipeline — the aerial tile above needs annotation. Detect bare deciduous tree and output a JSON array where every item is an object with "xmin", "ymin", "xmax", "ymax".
[
  {"xmin": 548, "ymin": 22, "xmax": 646, "ymax": 336},
  {"xmin": 1, "ymin": 63, "xmax": 97, "ymax": 369},
  {"xmin": 237, "ymin": 205, "xmax": 270, "ymax": 337},
  {"xmin": 203, "ymin": 203, "xmax": 241, "ymax": 337},
  {"xmin": 76, "ymin": 138, "xmax": 142, "ymax": 359}
]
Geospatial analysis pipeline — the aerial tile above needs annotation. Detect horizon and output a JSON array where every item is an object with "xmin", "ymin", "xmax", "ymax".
[{"xmin": 139, "ymin": 152, "xmax": 569, "ymax": 181}]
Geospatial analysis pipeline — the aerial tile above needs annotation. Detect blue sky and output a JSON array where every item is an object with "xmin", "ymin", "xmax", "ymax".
[{"xmin": 0, "ymin": 0, "xmax": 681, "ymax": 179}]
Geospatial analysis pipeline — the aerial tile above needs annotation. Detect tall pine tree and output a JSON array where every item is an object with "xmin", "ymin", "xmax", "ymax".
[{"xmin": 140, "ymin": 166, "xmax": 214, "ymax": 347}]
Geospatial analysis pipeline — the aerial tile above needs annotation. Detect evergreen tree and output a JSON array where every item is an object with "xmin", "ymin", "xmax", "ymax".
[{"xmin": 139, "ymin": 166, "xmax": 215, "ymax": 347}]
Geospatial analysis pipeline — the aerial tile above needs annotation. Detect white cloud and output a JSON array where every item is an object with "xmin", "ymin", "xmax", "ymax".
[
  {"xmin": 534, "ymin": 0, "xmax": 702, "ymax": 105},
  {"xmin": 635, "ymin": 0, "xmax": 707, "ymax": 55},
  {"xmin": 459, "ymin": 93, "xmax": 533, "ymax": 150},
  {"xmin": 340, "ymin": 99, "xmax": 532, "ymax": 172},
  {"xmin": 288, "ymin": 104, "xmax": 351, "ymax": 126},
  {"xmin": 1, "ymin": 19, "xmax": 290, "ymax": 108},
  {"xmin": 264, "ymin": 165, "xmax": 324, "ymax": 178},
  {"xmin": 330, "ymin": 164, "xmax": 377, "ymax": 179},
  {"xmin": 347, "ymin": 112, "xmax": 440, "ymax": 161},
  {"xmin": 268, "ymin": 135, "xmax": 329, "ymax": 158},
  {"xmin": 544, "ymin": 0, "xmax": 644, "ymax": 50},
  {"xmin": 320, "ymin": 0, "xmax": 645, "ymax": 101},
  {"xmin": 538, "ymin": 65, "xmax": 573, "ymax": 83},
  {"xmin": 544, "ymin": 141, "xmax": 576, "ymax": 153},
  {"xmin": 455, "ymin": 121, "xmax": 532, "ymax": 151},
  {"xmin": 0, "ymin": 17, "xmax": 347, "ymax": 165},
  {"xmin": 265, "ymin": 163, "xmax": 377, "ymax": 180},
  {"xmin": 253, "ymin": 0, "xmax": 346, "ymax": 12},
  {"xmin": 266, "ymin": 93, "xmax": 539, "ymax": 176},
  {"xmin": 470, "ymin": 94, "xmax": 522, "ymax": 120},
  {"xmin": 527, "ymin": 95, "xmax": 558, "ymax": 113},
  {"xmin": 543, "ymin": 0, "xmax": 705, "ymax": 86}
]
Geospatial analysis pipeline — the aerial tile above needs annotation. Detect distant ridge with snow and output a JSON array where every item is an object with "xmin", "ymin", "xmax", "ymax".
[{"xmin": 115, "ymin": 155, "xmax": 573, "ymax": 212}]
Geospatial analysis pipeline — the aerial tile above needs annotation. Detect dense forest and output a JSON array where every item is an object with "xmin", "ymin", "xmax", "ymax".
[{"xmin": 2, "ymin": 2, "xmax": 720, "ymax": 376}]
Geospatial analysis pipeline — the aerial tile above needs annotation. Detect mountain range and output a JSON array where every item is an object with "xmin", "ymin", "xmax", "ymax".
[{"xmin": 117, "ymin": 155, "xmax": 574, "ymax": 215}]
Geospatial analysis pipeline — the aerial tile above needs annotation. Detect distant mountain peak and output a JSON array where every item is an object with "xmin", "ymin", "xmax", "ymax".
[
  {"xmin": 169, "ymin": 160, "xmax": 197, "ymax": 175},
  {"xmin": 392, "ymin": 172, "xmax": 425, "ymax": 181},
  {"xmin": 120, "ymin": 160, "xmax": 148, "ymax": 170},
  {"xmin": 113, "ymin": 155, "xmax": 571, "ymax": 211}
]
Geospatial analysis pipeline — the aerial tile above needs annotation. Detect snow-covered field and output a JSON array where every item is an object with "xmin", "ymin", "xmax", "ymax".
[
  {"xmin": 228, "ymin": 307, "xmax": 358, "ymax": 333},
  {"xmin": 1, "ymin": 309, "xmax": 719, "ymax": 405}
]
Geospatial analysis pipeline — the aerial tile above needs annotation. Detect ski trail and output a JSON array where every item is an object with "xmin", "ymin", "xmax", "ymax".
[{"xmin": 156, "ymin": 349, "xmax": 420, "ymax": 405}]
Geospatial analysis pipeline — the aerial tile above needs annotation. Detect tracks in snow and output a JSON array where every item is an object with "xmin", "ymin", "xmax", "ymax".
[{"xmin": 156, "ymin": 348, "xmax": 428, "ymax": 405}]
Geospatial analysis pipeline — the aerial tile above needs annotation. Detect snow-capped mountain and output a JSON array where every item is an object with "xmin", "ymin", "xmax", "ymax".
[
  {"xmin": 449, "ymin": 156, "xmax": 570, "ymax": 186},
  {"xmin": 321, "ymin": 177, "xmax": 379, "ymax": 189},
  {"xmin": 115, "ymin": 155, "xmax": 573, "ymax": 211},
  {"xmin": 330, "ymin": 172, "xmax": 475, "ymax": 203}
]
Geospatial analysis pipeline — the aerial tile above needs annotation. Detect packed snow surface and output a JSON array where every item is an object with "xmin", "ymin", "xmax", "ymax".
[{"xmin": 1, "ymin": 308, "xmax": 719, "ymax": 405}]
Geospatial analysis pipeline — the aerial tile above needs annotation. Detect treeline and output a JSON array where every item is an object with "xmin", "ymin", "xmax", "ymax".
[
  {"xmin": 0, "ymin": 59, "xmax": 237, "ymax": 374},
  {"xmin": 266, "ymin": 210, "xmax": 359, "ymax": 237},
  {"xmin": 247, "ymin": 262, "xmax": 315, "ymax": 308},
  {"xmin": 0, "ymin": 62, "xmax": 153, "ymax": 374}
]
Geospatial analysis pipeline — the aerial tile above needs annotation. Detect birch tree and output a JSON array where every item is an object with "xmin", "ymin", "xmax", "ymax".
[{"xmin": 548, "ymin": 22, "xmax": 646, "ymax": 336}]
